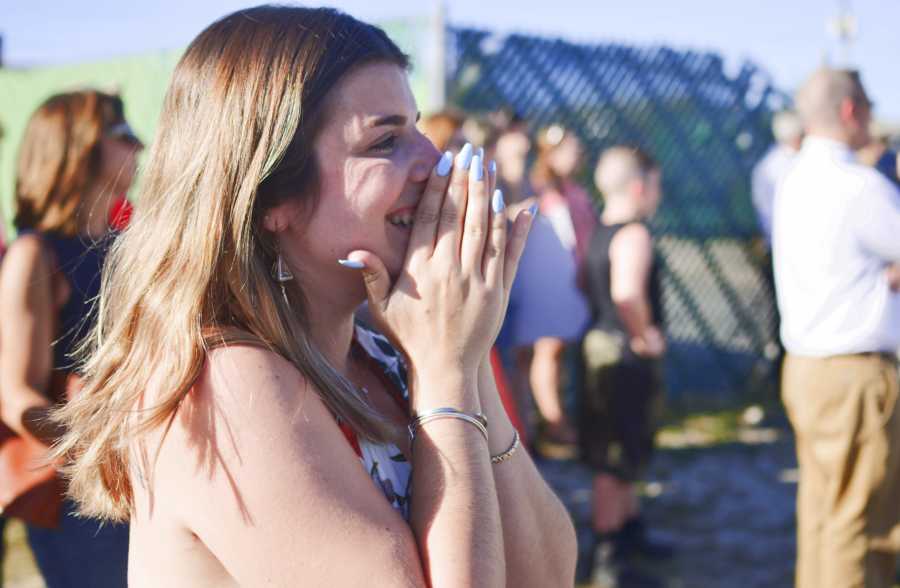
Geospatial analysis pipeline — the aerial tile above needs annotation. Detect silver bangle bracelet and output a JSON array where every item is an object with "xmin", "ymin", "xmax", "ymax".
[
  {"xmin": 490, "ymin": 430, "xmax": 521, "ymax": 464},
  {"xmin": 409, "ymin": 408, "xmax": 489, "ymax": 445}
]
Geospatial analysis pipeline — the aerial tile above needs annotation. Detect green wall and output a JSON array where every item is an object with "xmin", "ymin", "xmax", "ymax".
[{"xmin": 0, "ymin": 17, "xmax": 434, "ymax": 238}]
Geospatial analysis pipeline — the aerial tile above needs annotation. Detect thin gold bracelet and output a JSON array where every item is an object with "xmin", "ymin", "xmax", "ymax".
[{"xmin": 490, "ymin": 430, "xmax": 520, "ymax": 464}]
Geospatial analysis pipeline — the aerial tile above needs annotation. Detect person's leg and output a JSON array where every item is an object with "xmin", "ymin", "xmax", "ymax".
[
  {"xmin": 824, "ymin": 354, "xmax": 900, "ymax": 588},
  {"xmin": 611, "ymin": 359, "xmax": 672, "ymax": 559},
  {"xmin": 576, "ymin": 345, "xmax": 626, "ymax": 583},
  {"xmin": 530, "ymin": 337, "xmax": 577, "ymax": 442},
  {"xmin": 27, "ymin": 512, "xmax": 75, "ymax": 588},
  {"xmin": 865, "ymin": 356, "xmax": 900, "ymax": 584},
  {"xmin": 27, "ymin": 500, "xmax": 128, "ymax": 588},
  {"xmin": 0, "ymin": 516, "xmax": 6, "ymax": 586},
  {"xmin": 592, "ymin": 473, "xmax": 628, "ymax": 534},
  {"xmin": 782, "ymin": 354, "xmax": 827, "ymax": 588},
  {"xmin": 784, "ymin": 354, "xmax": 899, "ymax": 588},
  {"xmin": 68, "ymin": 516, "xmax": 129, "ymax": 588}
]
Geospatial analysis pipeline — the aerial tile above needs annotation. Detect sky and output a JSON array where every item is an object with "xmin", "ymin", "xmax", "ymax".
[{"xmin": 3, "ymin": 0, "xmax": 900, "ymax": 120}]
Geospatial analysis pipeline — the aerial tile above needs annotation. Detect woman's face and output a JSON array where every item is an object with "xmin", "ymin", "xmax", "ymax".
[
  {"xmin": 549, "ymin": 134, "xmax": 582, "ymax": 178},
  {"xmin": 99, "ymin": 132, "xmax": 141, "ymax": 193},
  {"xmin": 282, "ymin": 62, "xmax": 440, "ymax": 290},
  {"xmin": 85, "ymin": 130, "xmax": 141, "ymax": 224}
]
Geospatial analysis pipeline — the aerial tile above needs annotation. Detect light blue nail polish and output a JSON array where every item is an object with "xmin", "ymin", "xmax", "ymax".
[
  {"xmin": 470, "ymin": 154, "xmax": 483, "ymax": 181},
  {"xmin": 492, "ymin": 189, "xmax": 505, "ymax": 213},
  {"xmin": 436, "ymin": 151, "xmax": 453, "ymax": 177},
  {"xmin": 338, "ymin": 259, "xmax": 365, "ymax": 269},
  {"xmin": 477, "ymin": 147, "xmax": 485, "ymax": 160},
  {"xmin": 489, "ymin": 160, "xmax": 497, "ymax": 176},
  {"xmin": 528, "ymin": 203, "xmax": 538, "ymax": 217},
  {"xmin": 457, "ymin": 143, "xmax": 473, "ymax": 170}
]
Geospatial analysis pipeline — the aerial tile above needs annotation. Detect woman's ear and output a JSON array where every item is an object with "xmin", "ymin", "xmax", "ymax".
[{"xmin": 263, "ymin": 200, "xmax": 301, "ymax": 233}]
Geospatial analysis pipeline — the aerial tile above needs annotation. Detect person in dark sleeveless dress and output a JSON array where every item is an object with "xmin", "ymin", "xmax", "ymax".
[
  {"xmin": 0, "ymin": 90, "xmax": 142, "ymax": 588},
  {"xmin": 578, "ymin": 146, "xmax": 670, "ymax": 585}
]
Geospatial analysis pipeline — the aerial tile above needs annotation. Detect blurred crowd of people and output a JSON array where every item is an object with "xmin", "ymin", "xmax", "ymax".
[
  {"xmin": 0, "ymin": 37, "xmax": 898, "ymax": 587},
  {"xmin": 420, "ymin": 108, "xmax": 672, "ymax": 585}
]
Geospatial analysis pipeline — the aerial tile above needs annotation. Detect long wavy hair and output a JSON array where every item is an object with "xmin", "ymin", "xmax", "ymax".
[
  {"xmin": 52, "ymin": 5, "xmax": 409, "ymax": 521},
  {"xmin": 14, "ymin": 90, "xmax": 126, "ymax": 236}
]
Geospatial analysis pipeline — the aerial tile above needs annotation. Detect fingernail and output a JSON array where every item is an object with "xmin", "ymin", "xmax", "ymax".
[
  {"xmin": 338, "ymin": 259, "xmax": 365, "ymax": 269},
  {"xmin": 528, "ymin": 203, "xmax": 538, "ymax": 217},
  {"xmin": 492, "ymin": 189, "xmax": 505, "ymax": 213},
  {"xmin": 477, "ymin": 147, "xmax": 485, "ymax": 160},
  {"xmin": 457, "ymin": 143, "xmax": 473, "ymax": 170},
  {"xmin": 435, "ymin": 151, "xmax": 453, "ymax": 177},
  {"xmin": 470, "ymin": 154, "xmax": 484, "ymax": 181},
  {"xmin": 489, "ymin": 160, "xmax": 497, "ymax": 176}
]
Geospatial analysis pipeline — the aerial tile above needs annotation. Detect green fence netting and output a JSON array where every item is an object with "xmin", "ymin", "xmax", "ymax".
[
  {"xmin": 0, "ymin": 23, "xmax": 787, "ymax": 401},
  {"xmin": 446, "ymin": 28, "xmax": 790, "ymax": 400}
]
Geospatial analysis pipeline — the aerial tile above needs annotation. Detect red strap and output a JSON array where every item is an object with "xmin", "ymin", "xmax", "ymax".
[
  {"xmin": 490, "ymin": 347, "xmax": 528, "ymax": 447},
  {"xmin": 339, "ymin": 421, "xmax": 363, "ymax": 458},
  {"xmin": 339, "ymin": 335, "xmax": 409, "ymax": 458}
]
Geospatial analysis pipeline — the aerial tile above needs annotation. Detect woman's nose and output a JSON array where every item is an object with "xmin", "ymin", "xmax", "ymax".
[{"xmin": 409, "ymin": 134, "xmax": 442, "ymax": 182}]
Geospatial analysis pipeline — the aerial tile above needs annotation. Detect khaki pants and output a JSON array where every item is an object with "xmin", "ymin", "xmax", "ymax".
[{"xmin": 782, "ymin": 353, "xmax": 900, "ymax": 588}]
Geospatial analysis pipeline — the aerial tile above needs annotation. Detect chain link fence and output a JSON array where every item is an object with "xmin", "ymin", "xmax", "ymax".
[
  {"xmin": 0, "ymin": 22, "xmax": 791, "ymax": 403},
  {"xmin": 446, "ymin": 28, "xmax": 790, "ymax": 402}
]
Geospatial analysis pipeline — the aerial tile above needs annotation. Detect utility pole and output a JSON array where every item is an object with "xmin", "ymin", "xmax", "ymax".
[
  {"xmin": 826, "ymin": 0, "xmax": 857, "ymax": 67},
  {"xmin": 428, "ymin": 0, "xmax": 447, "ymax": 112}
]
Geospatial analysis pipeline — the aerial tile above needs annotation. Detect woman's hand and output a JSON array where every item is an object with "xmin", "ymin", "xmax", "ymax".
[
  {"xmin": 346, "ymin": 144, "xmax": 534, "ymax": 389},
  {"xmin": 630, "ymin": 325, "xmax": 666, "ymax": 358}
]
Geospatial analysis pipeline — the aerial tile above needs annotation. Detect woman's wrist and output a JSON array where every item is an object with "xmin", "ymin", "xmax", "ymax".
[
  {"xmin": 475, "ymin": 354, "xmax": 520, "ymax": 455},
  {"xmin": 409, "ymin": 366, "xmax": 481, "ymax": 414}
]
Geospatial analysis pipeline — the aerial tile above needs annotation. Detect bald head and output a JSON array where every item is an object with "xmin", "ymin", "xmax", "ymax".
[
  {"xmin": 795, "ymin": 68, "xmax": 871, "ymax": 146},
  {"xmin": 595, "ymin": 146, "xmax": 662, "ymax": 219},
  {"xmin": 772, "ymin": 110, "xmax": 803, "ymax": 146},
  {"xmin": 594, "ymin": 146, "xmax": 658, "ymax": 197}
]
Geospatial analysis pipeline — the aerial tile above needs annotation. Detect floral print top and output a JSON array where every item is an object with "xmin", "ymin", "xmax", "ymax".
[{"xmin": 338, "ymin": 324, "xmax": 412, "ymax": 520}]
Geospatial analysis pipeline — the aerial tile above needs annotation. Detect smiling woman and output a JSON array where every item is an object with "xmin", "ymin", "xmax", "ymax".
[{"xmin": 50, "ymin": 5, "xmax": 577, "ymax": 587}]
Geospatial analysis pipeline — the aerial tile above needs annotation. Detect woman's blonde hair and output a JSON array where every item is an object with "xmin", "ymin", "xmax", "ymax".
[
  {"xmin": 15, "ymin": 90, "xmax": 126, "ymax": 236},
  {"xmin": 53, "ymin": 5, "xmax": 409, "ymax": 521}
]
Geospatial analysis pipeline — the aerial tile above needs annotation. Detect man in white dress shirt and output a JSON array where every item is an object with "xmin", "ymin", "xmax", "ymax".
[
  {"xmin": 752, "ymin": 110, "xmax": 803, "ymax": 243},
  {"xmin": 773, "ymin": 68, "xmax": 900, "ymax": 588}
]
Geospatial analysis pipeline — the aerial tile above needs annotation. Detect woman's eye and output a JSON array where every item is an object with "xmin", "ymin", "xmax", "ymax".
[{"xmin": 370, "ymin": 134, "xmax": 398, "ymax": 154}]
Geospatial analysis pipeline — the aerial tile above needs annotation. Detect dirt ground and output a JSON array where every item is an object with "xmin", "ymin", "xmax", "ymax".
[{"xmin": 540, "ymin": 411, "xmax": 799, "ymax": 587}]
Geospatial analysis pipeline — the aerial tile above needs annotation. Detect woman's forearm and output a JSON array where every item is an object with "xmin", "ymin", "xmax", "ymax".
[
  {"xmin": 477, "ymin": 357, "xmax": 578, "ymax": 587},
  {"xmin": 409, "ymin": 368, "xmax": 506, "ymax": 588},
  {"xmin": 0, "ymin": 382, "xmax": 60, "ymax": 445}
]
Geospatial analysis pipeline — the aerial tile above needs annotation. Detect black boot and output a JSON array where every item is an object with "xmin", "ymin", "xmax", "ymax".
[
  {"xmin": 575, "ymin": 529, "xmax": 599, "ymax": 584},
  {"xmin": 590, "ymin": 535, "xmax": 621, "ymax": 587},
  {"xmin": 580, "ymin": 533, "xmax": 664, "ymax": 588},
  {"xmin": 616, "ymin": 516, "xmax": 675, "ymax": 560}
]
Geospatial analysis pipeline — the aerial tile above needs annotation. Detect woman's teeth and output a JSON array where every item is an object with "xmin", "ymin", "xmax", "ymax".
[{"xmin": 387, "ymin": 213, "xmax": 414, "ymax": 228}]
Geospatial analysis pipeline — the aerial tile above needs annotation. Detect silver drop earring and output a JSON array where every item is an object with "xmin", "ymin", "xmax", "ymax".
[
  {"xmin": 272, "ymin": 250, "xmax": 294, "ymax": 306},
  {"xmin": 273, "ymin": 253, "xmax": 294, "ymax": 283}
]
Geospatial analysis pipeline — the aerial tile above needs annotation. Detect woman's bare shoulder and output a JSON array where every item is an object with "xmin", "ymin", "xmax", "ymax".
[
  {"xmin": 180, "ymin": 344, "xmax": 326, "ymax": 446},
  {"xmin": 139, "ymin": 343, "xmax": 424, "ymax": 586},
  {"xmin": 145, "ymin": 342, "xmax": 344, "ymax": 519}
]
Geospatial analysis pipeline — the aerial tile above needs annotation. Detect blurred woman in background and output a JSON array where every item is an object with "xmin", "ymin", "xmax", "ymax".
[
  {"xmin": 521, "ymin": 124, "xmax": 596, "ymax": 445},
  {"xmin": 532, "ymin": 124, "xmax": 598, "ymax": 270},
  {"xmin": 0, "ymin": 90, "xmax": 141, "ymax": 588}
]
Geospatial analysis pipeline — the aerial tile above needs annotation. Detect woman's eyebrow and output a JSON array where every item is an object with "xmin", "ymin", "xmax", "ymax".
[{"xmin": 364, "ymin": 112, "xmax": 422, "ymax": 128}]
